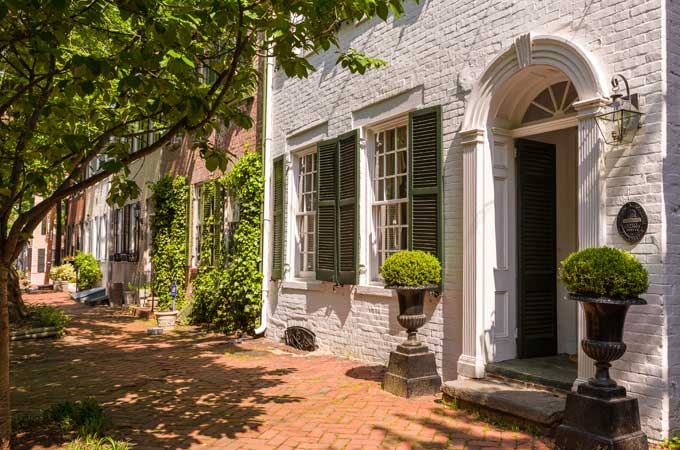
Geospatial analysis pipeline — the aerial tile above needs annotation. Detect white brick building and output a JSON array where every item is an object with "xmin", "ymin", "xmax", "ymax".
[{"xmin": 262, "ymin": 0, "xmax": 680, "ymax": 440}]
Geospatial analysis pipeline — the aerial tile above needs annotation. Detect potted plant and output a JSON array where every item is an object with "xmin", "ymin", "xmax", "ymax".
[
  {"xmin": 124, "ymin": 283, "xmax": 137, "ymax": 306},
  {"xmin": 155, "ymin": 309, "xmax": 178, "ymax": 328},
  {"xmin": 49, "ymin": 264, "xmax": 77, "ymax": 293},
  {"xmin": 559, "ymin": 246, "xmax": 648, "ymax": 391},
  {"xmin": 380, "ymin": 250, "xmax": 442, "ymax": 345},
  {"xmin": 154, "ymin": 282, "xmax": 179, "ymax": 328},
  {"xmin": 73, "ymin": 252, "xmax": 102, "ymax": 290},
  {"xmin": 380, "ymin": 250, "xmax": 442, "ymax": 397}
]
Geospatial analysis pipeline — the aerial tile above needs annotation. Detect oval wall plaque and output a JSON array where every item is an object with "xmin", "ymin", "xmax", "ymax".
[{"xmin": 616, "ymin": 202, "xmax": 648, "ymax": 243}]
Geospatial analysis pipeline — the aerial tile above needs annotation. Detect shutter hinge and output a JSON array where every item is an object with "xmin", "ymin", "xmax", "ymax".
[
  {"xmin": 513, "ymin": 146, "xmax": 518, "ymax": 159},
  {"xmin": 514, "ymin": 327, "xmax": 518, "ymax": 339}
]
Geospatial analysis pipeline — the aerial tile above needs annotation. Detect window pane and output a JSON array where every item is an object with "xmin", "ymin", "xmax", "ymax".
[
  {"xmin": 397, "ymin": 126, "xmax": 407, "ymax": 149},
  {"xmin": 306, "ymin": 193, "xmax": 314, "ymax": 211},
  {"xmin": 386, "ymin": 178, "xmax": 395, "ymax": 200},
  {"xmin": 397, "ymin": 150, "xmax": 407, "ymax": 175},
  {"xmin": 386, "ymin": 129, "xmax": 395, "ymax": 151},
  {"xmin": 386, "ymin": 153, "xmax": 395, "ymax": 176},
  {"xmin": 296, "ymin": 151, "xmax": 317, "ymax": 275},
  {"xmin": 398, "ymin": 175, "xmax": 408, "ymax": 198},
  {"xmin": 372, "ymin": 124, "xmax": 409, "ymax": 276}
]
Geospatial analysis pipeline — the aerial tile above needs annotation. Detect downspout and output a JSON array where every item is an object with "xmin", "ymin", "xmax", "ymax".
[{"xmin": 254, "ymin": 43, "xmax": 274, "ymax": 336}]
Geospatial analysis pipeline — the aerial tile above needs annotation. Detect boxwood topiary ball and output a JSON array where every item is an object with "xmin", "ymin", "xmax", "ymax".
[
  {"xmin": 559, "ymin": 246, "xmax": 648, "ymax": 299},
  {"xmin": 379, "ymin": 250, "xmax": 441, "ymax": 287}
]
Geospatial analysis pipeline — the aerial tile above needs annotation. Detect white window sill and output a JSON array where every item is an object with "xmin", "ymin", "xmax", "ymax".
[
  {"xmin": 354, "ymin": 284, "xmax": 395, "ymax": 298},
  {"xmin": 281, "ymin": 279, "xmax": 323, "ymax": 291}
]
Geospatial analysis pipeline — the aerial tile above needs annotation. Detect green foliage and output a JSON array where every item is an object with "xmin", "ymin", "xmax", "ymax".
[
  {"xmin": 337, "ymin": 48, "xmax": 387, "ymax": 75},
  {"xmin": 662, "ymin": 435, "xmax": 680, "ymax": 449},
  {"xmin": 0, "ymin": 0, "xmax": 418, "ymax": 265},
  {"xmin": 198, "ymin": 179, "xmax": 224, "ymax": 268},
  {"xmin": 150, "ymin": 175, "xmax": 189, "ymax": 310},
  {"xmin": 44, "ymin": 399, "xmax": 109, "ymax": 438},
  {"xmin": 13, "ymin": 398, "xmax": 109, "ymax": 439},
  {"xmin": 65, "ymin": 436, "xmax": 131, "ymax": 450},
  {"xmin": 49, "ymin": 264, "xmax": 77, "ymax": 283},
  {"xmin": 559, "ymin": 247, "xmax": 649, "ymax": 299},
  {"xmin": 379, "ymin": 250, "xmax": 442, "ymax": 287},
  {"xmin": 73, "ymin": 252, "xmax": 102, "ymax": 290},
  {"xmin": 191, "ymin": 151, "xmax": 263, "ymax": 333},
  {"xmin": 29, "ymin": 305, "xmax": 72, "ymax": 336}
]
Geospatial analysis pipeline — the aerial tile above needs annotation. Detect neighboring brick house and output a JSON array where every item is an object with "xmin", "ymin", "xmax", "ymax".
[
  {"xmin": 21, "ymin": 198, "xmax": 56, "ymax": 286},
  {"xmin": 262, "ymin": 0, "xmax": 680, "ymax": 440},
  {"xmin": 61, "ymin": 60, "xmax": 265, "ymax": 301}
]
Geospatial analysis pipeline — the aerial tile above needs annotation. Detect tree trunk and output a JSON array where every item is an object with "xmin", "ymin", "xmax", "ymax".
[
  {"xmin": 55, "ymin": 201, "xmax": 62, "ymax": 266},
  {"xmin": 0, "ymin": 263, "xmax": 11, "ymax": 449},
  {"xmin": 8, "ymin": 268, "xmax": 26, "ymax": 324}
]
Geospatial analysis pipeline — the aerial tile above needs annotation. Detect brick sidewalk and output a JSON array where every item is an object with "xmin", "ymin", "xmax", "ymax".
[{"xmin": 12, "ymin": 292, "xmax": 550, "ymax": 450}]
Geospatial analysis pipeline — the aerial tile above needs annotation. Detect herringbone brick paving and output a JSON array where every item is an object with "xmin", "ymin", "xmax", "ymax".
[{"xmin": 12, "ymin": 292, "xmax": 551, "ymax": 449}]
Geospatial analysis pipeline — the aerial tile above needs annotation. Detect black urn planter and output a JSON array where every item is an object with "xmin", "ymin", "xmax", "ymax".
[
  {"xmin": 394, "ymin": 285, "xmax": 434, "ymax": 346},
  {"xmin": 555, "ymin": 293, "xmax": 648, "ymax": 450},
  {"xmin": 573, "ymin": 293, "xmax": 647, "ymax": 392},
  {"xmin": 382, "ymin": 285, "xmax": 441, "ymax": 398}
]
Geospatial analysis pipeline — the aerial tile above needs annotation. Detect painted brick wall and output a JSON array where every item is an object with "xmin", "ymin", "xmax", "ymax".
[
  {"xmin": 268, "ymin": 0, "xmax": 668, "ymax": 439},
  {"xmin": 665, "ymin": 0, "xmax": 680, "ymax": 437}
]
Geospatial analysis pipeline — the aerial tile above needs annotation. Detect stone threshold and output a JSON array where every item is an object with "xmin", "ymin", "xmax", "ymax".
[
  {"xmin": 442, "ymin": 378, "xmax": 566, "ymax": 432},
  {"xmin": 485, "ymin": 355, "xmax": 577, "ymax": 393}
]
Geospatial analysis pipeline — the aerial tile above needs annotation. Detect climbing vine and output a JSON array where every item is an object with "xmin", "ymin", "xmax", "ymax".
[
  {"xmin": 150, "ymin": 175, "xmax": 189, "ymax": 310},
  {"xmin": 191, "ymin": 151, "xmax": 263, "ymax": 333}
]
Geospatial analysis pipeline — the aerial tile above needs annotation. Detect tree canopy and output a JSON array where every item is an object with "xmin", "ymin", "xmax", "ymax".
[{"xmin": 0, "ymin": 0, "xmax": 416, "ymax": 447}]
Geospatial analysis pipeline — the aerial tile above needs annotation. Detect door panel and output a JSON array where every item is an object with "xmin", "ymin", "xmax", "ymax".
[
  {"xmin": 492, "ymin": 137, "xmax": 516, "ymax": 361},
  {"xmin": 516, "ymin": 139, "xmax": 557, "ymax": 359}
]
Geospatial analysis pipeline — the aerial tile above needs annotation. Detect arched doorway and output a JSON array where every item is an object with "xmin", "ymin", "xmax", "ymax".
[{"xmin": 457, "ymin": 34, "xmax": 610, "ymax": 387}]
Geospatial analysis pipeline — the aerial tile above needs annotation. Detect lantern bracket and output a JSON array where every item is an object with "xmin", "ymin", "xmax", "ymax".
[{"xmin": 610, "ymin": 74, "xmax": 639, "ymax": 109}]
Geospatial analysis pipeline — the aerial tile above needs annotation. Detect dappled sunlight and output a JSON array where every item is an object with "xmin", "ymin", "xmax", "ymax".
[{"xmin": 12, "ymin": 292, "xmax": 551, "ymax": 449}]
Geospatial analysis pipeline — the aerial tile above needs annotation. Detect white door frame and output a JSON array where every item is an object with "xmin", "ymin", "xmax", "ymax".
[{"xmin": 457, "ymin": 33, "xmax": 610, "ymax": 386}]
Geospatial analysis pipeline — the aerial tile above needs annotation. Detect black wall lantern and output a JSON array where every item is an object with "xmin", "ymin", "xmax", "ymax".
[{"xmin": 595, "ymin": 74, "xmax": 643, "ymax": 145}]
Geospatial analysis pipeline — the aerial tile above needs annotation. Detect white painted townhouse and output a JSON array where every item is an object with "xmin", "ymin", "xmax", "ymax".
[{"xmin": 261, "ymin": 0, "xmax": 680, "ymax": 440}]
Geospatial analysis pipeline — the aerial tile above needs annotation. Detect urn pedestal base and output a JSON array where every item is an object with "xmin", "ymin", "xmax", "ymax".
[
  {"xmin": 554, "ymin": 385, "xmax": 648, "ymax": 450},
  {"xmin": 382, "ymin": 342, "xmax": 441, "ymax": 398}
]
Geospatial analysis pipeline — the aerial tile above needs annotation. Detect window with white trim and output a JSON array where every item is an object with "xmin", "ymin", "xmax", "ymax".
[
  {"xmin": 295, "ymin": 150, "xmax": 317, "ymax": 277},
  {"xmin": 371, "ymin": 123, "xmax": 408, "ymax": 278}
]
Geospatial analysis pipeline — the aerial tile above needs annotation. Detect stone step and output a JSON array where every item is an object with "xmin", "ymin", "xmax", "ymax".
[{"xmin": 441, "ymin": 378, "xmax": 566, "ymax": 431}]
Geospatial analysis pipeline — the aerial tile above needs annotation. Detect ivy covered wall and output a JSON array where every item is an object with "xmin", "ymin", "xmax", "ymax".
[
  {"xmin": 149, "ymin": 175, "xmax": 189, "ymax": 310},
  {"xmin": 191, "ymin": 151, "xmax": 263, "ymax": 333}
]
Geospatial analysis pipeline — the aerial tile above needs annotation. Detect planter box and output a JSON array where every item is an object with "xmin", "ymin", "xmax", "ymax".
[
  {"xmin": 53, "ymin": 280, "xmax": 76, "ymax": 292},
  {"xmin": 123, "ymin": 290, "xmax": 137, "ymax": 306},
  {"xmin": 155, "ymin": 311, "xmax": 178, "ymax": 329}
]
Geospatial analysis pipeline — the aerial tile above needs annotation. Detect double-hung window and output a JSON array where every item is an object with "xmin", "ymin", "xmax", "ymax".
[
  {"xmin": 372, "ymin": 124, "xmax": 409, "ymax": 277},
  {"xmin": 295, "ymin": 150, "xmax": 317, "ymax": 277},
  {"xmin": 270, "ymin": 106, "xmax": 442, "ymax": 285}
]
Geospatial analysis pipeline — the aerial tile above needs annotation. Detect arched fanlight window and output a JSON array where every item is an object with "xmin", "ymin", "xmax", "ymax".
[{"xmin": 521, "ymin": 81, "xmax": 579, "ymax": 124}]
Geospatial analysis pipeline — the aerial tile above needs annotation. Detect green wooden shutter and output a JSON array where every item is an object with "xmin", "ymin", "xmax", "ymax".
[
  {"xmin": 337, "ymin": 131, "xmax": 359, "ymax": 285},
  {"xmin": 409, "ymin": 106, "xmax": 442, "ymax": 262},
  {"xmin": 271, "ymin": 156, "xmax": 284, "ymax": 280},
  {"xmin": 213, "ymin": 184, "xmax": 224, "ymax": 267},
  {"xmin": 516, "ymin": 139, "xmax": 557, "ymax": 358},
  {"xmin": 316, "ymin": 139, "xmax": 338, "ymax": 282}
]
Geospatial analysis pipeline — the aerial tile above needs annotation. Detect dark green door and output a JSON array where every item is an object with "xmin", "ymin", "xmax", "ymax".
[{"xmin": 516, "ymin": 139, "xmax": 557, "ymax": 358}]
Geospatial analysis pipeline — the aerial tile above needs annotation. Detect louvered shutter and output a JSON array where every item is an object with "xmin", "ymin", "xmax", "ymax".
[
  {"xmin": 516, "ymin": 139, "xmax": 557, "ymax": 358},
  {"xmin": 202, "ymin": 184, "xmax": 215, "ymax": 266},
  {"xmin": 409, "ymin": 106, "xmax": 442, "ymax": 262},
  {"xmin": 337, "ymin": 131, "xmax": 359, "ymax": 285},
  {"xmin": 212, "ymin": 184, "xmax": 224, "ymax": 267},
  {"xmin": 271, "ymin": 156, "xmax": 284, "ymax": 280},
  {"xmin": 316, "ymin": 139, "xmax": 338, "ymax": 282},
  {"xmin": 37, "ymin": 249, "xmax": 46, "ymax": 273}
]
